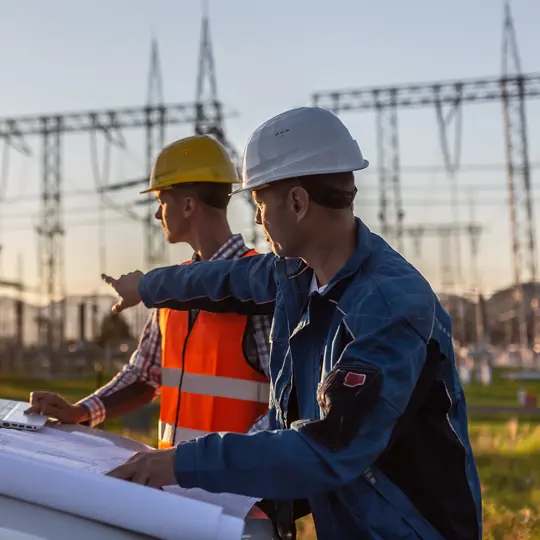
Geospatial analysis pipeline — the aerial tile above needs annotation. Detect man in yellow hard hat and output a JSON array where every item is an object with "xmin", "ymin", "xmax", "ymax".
[{"xmin": 26, "ymin": 135, "xmax": 272, "ymax": 449}]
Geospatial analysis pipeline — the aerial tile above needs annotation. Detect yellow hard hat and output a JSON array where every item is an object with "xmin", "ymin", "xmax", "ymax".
[{"xmin": 140, "ymin": 134, "xmax": 240, "ymax": 194}]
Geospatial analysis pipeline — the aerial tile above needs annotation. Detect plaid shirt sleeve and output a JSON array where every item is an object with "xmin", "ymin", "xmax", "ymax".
[
  {"xmin": 244, "ymin": 314, "xmax": 272, "ymax": 379},
  {"xmin": 77, "ymin": 309, "xmax": 162, "ymax": 427},
  {"xmin": 244, "ymin": 313, "xmax": 273, "ymax": 433}
]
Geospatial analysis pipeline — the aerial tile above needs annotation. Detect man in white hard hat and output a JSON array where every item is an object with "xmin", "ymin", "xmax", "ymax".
[{"xmin": 102, "ymin": 107, "xmax": 482, "ymax": 540}]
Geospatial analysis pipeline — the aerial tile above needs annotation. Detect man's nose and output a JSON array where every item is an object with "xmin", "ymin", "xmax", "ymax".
[
  {"xmin": 155, "ymin": 206, "xmax": 162, "ymax": 221},
  {"xmin": 255, "ymin": 207, "xmax": 262, "ymax": 225}
]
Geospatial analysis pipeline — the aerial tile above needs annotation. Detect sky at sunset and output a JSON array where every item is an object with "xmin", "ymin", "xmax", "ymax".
[{"xmin": 0, "ymin": 0, "xmax": 539, "ymax": 305}]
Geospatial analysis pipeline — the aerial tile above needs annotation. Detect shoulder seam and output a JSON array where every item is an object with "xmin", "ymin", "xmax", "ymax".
[{"xmin": 360, "ymin": 275, "xmax": 435, "ymax": 344}]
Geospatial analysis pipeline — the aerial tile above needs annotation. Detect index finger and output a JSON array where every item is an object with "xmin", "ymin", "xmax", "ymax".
[
  {"xmin": 25, "ymin": 392, "xmax": 51, "ymax": 414},
  {"xmin": 28, "ymin": 391, "xmax": 48, "ymax": 407},
  {"xmin": 106, "ymin": 462, "xmax": 135, "ymax": 481},
  {"xmin": 24, "ymin": 404, "xmax": 42, "ymax": 415},
  {"xmin": 101, "ymin": 274, "xmax": 117, "ymax": 286}
]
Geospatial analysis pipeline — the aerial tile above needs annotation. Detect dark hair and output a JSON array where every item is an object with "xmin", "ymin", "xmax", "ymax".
[
  {"xmin": 275, "ymin": 172, "xmax": 356, "ymax": 209},
  {"xmin": 172, "ymin": 182, "xmax": 232, "ymax": 209}
]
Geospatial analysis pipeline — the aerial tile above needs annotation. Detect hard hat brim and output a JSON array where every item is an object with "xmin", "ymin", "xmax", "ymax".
[
  {"xmin": 142, "ymin": 177, "xmax": 241, "ymax": 195},
  {"xmin": 231, "ymin": 159, "xmax": 370, "ymax": 196}
]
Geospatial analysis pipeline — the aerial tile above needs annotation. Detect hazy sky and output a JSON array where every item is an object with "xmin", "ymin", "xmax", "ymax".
[{"xmin": 0, "ymin": 0, "xmax": 539, "ymax": 304}]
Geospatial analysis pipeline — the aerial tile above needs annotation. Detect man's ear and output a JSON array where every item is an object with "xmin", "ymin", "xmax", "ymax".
[
  {"xmin": 182, "ymin": 195, "xmax": 196, "ymax": 217},
  {"xmin": 290, "ymin": 186, "xmax": 309, "ymax": 222}
]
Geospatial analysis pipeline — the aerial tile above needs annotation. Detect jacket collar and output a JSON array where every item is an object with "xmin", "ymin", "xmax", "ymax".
[
  {"xmin": 274, "ymin": 218, "xmax": 373, "ymax": 325},
  {"xmin": 323, "ymin": 218, "xmax": 373, "ymax": 300},
  {"xmin": 191, "ymin": 233, "xmax": 249, "ymax": 263},
  {"xmin": 278, "ymin": 218, "xmax": 372, "ymax": 286}
]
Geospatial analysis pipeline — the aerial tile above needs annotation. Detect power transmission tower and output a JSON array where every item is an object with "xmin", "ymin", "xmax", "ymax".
[
  {"xmin": 435, "ymin": 84, "xmax": 465, "ymax": 342},
  {"xmin": 312, "ymin": 66, "xmax": 540, "ymax": 346},
  {"xmin": 37, "ymin": 117, "xmax": 65, "ymax": 357},
  {"xmin": 194, "ymin": 4, "xmax": 225, "ymax": 146},
  {"xmin": 502, "ymin": 1, "xmax": 536, "ymax": 351},
  {"xmin": 313, "ymin": 78, "xmax": 540, "ymax": 227},
  {"xmin": 375, "ymin": 90, "xmax": 405, "ymax": 252},
  {"xmin": 145, "ymin": 38, "xmax": 167, "ymax": 268},
  {"xmin": 100, "ymin": 26, "xmax": 246, "ymax": 240},
  {"xmin": 0, "ymin": 102, "xmax": 235, "ymax": 356},
  {"xmin": 194, "ymin": 5, "xmax": 258, "ymax": 246},
  {"xmin": 468, "ymin": 195, "xmax": 486, "ymax": 343}
]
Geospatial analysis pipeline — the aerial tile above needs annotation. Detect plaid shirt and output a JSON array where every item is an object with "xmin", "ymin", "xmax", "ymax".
[{"xmin": 79, "ymin": 234, "xmax": 272, "ymax": 430}]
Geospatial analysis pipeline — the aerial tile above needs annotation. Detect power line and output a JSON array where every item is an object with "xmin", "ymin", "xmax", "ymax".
[
  {"xmin": 0, "ymin": 197, "xmax": 536, "ymax": 228},
  {"xmin": 7, "ymin": 216, "xmax": 131, "ymax": 232},
  {"xmin": 0, "ymin": 102, "xmax": 237, "ymax": 355},
  {"xmin": 362, "ymin": 162, "xmax": 540, "ymax": 174}
]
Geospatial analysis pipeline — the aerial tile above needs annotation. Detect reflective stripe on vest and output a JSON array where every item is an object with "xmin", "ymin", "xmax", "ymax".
[
  {"xmin": 161, "ymin": 367, "xmax": 270, "ymax": 403},
  {"xmin": 159, "ymin": 420, "xmax": 209, "ymax": 446},
  {"xmin": 158, "ymin": 248, "xmax": 269, "ymax": 448}
]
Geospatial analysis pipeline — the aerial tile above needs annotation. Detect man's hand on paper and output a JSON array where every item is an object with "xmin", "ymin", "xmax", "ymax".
[
  {"xmin": 106, "ymin": 447, "xmax": 177, "ymax": 488},
  {"xmin": 101, "ymin": 271, "xmax": 144, "ymax": 313},
  {"xmin": 25, "ymin": 392, "xmax": 89, "ymax": 424}
]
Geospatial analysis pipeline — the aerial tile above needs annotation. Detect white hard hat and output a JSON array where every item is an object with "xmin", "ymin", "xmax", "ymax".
[{"xmin": 233, "ymin": 107, "xmax": 369, "ymax": 194}]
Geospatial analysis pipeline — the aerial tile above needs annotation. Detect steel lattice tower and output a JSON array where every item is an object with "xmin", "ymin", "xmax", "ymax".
[
  {"xmin": 37, "ymin": 117, "xmax": 65, "ymax": 354},
  {"xmin": 194, "ymin": 5, "xmax": 258, "ymax": 246},
  {"xmin": 501, "ymin": 1, "xmax": 537, "ymax": 349},
  {"xmin": 145, "ymin": 38, "xmax": 167, "ymax": 268},
  {"xmin": 194, "ymin": 5, "xmax": 225, "ymax": 145},
  {"xmin": 375, "ymin": 90, "xmax": 405, "ymax": 253}
]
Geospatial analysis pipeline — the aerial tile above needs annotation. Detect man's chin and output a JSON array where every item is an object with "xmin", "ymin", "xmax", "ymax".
[
  {"xmin": 269, "ymin": 242, "xmax": 284, "ymax": 257},
  {"xmin": 165, "ymin": 234, "xmax": 180, "ymax": 244}
]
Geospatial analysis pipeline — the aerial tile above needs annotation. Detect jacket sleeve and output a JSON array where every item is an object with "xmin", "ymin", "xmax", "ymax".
[
  {"xmin": 172, "ymin": 311, "xmax": 435, "ymax": 500},
  {"xmin": 138, "ymin": 253, "xmax": 277, "ymax": 316}
]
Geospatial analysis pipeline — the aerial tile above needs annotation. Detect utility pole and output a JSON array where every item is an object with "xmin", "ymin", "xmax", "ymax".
[
  {"xmin": 502, "ymin": 1, "xmax": 536, "ymax": 354},
  {"xmin": 194, "ymin": 4, "xmax": 258, "ymax": 247},
  {"xmin": 37, "ymin": 117, "xmax": 65, "ymax": 361},
  {"xmin": 468, "ymin": 194, "xmax": 486, "ymax": 343},
  {"xmin": 312, "ymin": 73, "xmax": 540, "ymax": 298},
  {"xmin": 101, "ymin": 24, "xmax": 249, "ymax": 246},
  {"xmin": 145, "ymin": 38, "xmax": 167, "ymax": 268},
  {"xmin": 434, "ymin": 82, "xmax": 466, "ymax": 343},
  {"xmin": 0, "ymin": 102, "xmax": 235, "ymax": 356},
  {"xmin": 374, "ymin": 90, "xmax": 404, "ymax": 253},
  {"xmin": 195, "ymin": 2, "xmax": 226, "ymax": 146}
]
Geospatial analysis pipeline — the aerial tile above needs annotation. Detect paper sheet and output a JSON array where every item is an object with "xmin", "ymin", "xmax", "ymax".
[
  {"xmin": 0, "ymin": 426, "xmax": 259, "ymax": 519},
  {"xmin": 164, "ymin": 486, "xmax": 257, "ymax": 520},
  {"xmin": 0, "ymin": 424, "xmax": 258, "ymax": 539},
  {"xmin": 0, "ymin": 450, "xmax": 231, "ymax": 540}
]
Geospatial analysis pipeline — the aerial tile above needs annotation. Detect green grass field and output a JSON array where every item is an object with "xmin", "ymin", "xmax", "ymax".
[{"xmin": 3, "ymin": 369, "xmax": 540, "ymax": 539}]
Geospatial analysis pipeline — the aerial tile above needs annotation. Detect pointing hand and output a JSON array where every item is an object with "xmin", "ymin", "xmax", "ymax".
[{"xmin": 101, "ymin": 271, "xmax": 144, "ymax": 313}]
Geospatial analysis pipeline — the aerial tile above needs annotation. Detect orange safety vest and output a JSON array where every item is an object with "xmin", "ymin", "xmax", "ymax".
[{"xmin": 158, "ymin": 249, "xmax": 270, "ymax": 448}]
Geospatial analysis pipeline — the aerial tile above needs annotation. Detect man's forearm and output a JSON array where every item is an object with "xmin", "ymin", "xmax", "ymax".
[
  {"xmin": 98, "ymin": 382, "xmax": 156, "ymax": 419},
  {"xmin": 78, "ymin": 381, "xmax": 156, "ymax": 427}
]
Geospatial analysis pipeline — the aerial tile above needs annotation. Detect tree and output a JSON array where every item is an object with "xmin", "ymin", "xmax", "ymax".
[{"xmin": 95, "ymin": 312, "xmax": 132, "ymax": 347}]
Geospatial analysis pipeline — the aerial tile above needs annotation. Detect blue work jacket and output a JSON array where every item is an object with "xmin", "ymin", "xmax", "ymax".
[{"xmin": 138, "ymin": 219, "xmax": 482, "ymax": 539}]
